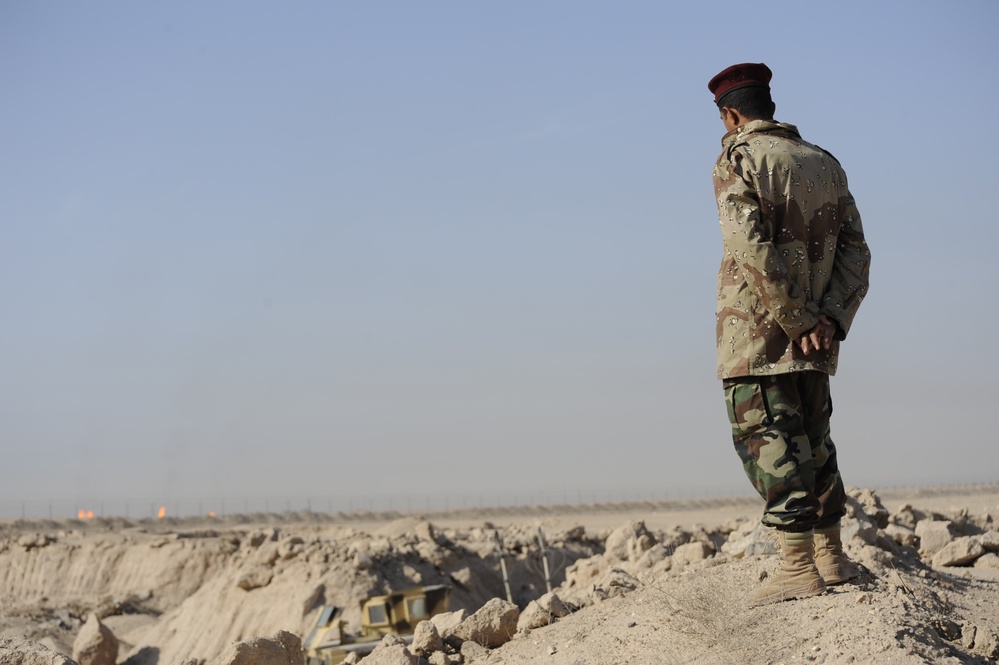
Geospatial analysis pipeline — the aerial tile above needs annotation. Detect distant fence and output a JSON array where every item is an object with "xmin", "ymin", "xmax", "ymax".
[
  {"xmin": 0, "ymin": 486, "xmax": 763, "ymax": 521},
  {"xmin": 2, "ymin": 481, "xmax": 997, "ymax": 522}
]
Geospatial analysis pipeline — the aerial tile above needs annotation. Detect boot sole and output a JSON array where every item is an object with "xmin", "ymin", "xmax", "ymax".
[
  {"xmin": 819, "ymin": 566, "xmax": 861, "ymax": 586},
  {"xmin": 748, "ymin": 580, "xmax": 826, "ymax": 607}
]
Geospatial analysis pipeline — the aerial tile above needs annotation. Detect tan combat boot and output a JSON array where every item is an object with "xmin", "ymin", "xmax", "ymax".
[
  {"xmin": 814, "ymin": 524, "xmax": 861, "ymax": 585},
  {"xmin": 749, "ymin": 530, "xmax": 826, "ymax": 606}
]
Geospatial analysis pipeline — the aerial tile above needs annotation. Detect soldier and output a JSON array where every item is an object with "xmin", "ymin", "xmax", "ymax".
[{"xmin": 708, "ymin": 63, "xmax": 872, "ymax": 605}]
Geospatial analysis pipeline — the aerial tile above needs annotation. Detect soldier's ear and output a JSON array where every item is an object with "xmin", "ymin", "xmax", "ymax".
[{"xmin": 719, "ymin": 107, "xmax": 740, "ymax": 131}]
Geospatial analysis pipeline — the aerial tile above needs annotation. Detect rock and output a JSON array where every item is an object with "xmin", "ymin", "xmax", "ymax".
[
  {"xmin": 414, "ymin": 521, "xmax": 436, "ymax": 543},
  {"xmin": 562, "ymin": 556, "xmax": 603, "ymax": 589},
  {"xmin": 447, "ymin": 566, "xmax": 472, "ymax": 590},
  {"xmin": 415, "ymin": 541, "xmax": 453, "ymax": 569},
  {"xmin": 368, "ymin": 537, "xmax": 394, "ymax": 559},
  {"xmin": 0, "ymin": 638, "xmax": 77, "ymax": 665},
  {"xmin": 208, "ymin": 631, "xmax": 303, "ymax": 665},
  {"xmin": 427, "ymin": 653, "xmax": 449, "ymax": 665},
  {"xmin": 842, "ymin": 492, "xmax": 883, "ymax": 546},
  {"xmin": 402, "ymin": 564, "xmax": 423, "ymax": 584},
  {"xmin": 429, "ymin": 609, "xmax": 466, "ymax": 637},
  {"xmin": 846, "ymin": 542, "xmax": 894, "ymax": 576},
  {"xmin": 962, "ymin": 624, "xmax": 977, "ymax": 649},
  {"xmin": 361, "ymin": 635, "xmax": 420, "ymax": 665},
  {"xmin": 374, "ymin": 517, "xmax": 428, "ymax": 541},
  {"xmin": 892, "ymin": 504, "xmax": 920, "ymax": 529},
  {"xmin": 658, "ymin": 527, "xmax": 693, "ymax": 554},
  {"xmin": 635, "ymin": 543, "xmax": 670, "ymax": 569},
  {"xmin": 915, "ymin": 520, "xmax": 954, "ymax": 558},
  {"xmin": 604, "ymin": 521, "xmax": 655, "ymax": 563},
  {"xmin": 884, "ymin": 524, "xmax": 917, "ymax": 548},
  {"xmin": 980, "ymin": 531, "xmax": 999, "ymax": 552},
  {"xmin": 459, "ymin": 640, "xmax": 490, "ymax": 662},
  {"xmin": 975, "ymin": 628, "xmax": 999, "ymax": 659},
  {"xmin": 452, "ymin": 598, "xmax": 519, "ymax": 648},
  {"xmin": 251, "ymin": 543, "xmax": 280, "ymax": 566},
  {"xmin": 536, "ymin": 592, "xmax": 570, "ymax": 618},
  {"xmin": 517, "ymin": 601, "xmax": 553, "ymax": 631},
  {"xmin": 847, "ymin": 488, "xmax": 890, "ymax": 528},
  {"xmin": 973, "ymin": 552, "xmax": 999, "ymax": 569},
  {"xmin": 945, "ymin": 507, "xmax": 971, "ymax": 534},
  {"xmin": 931, "ymin": 536, "xmax": 985, "ymax": 567},
  {"xmin": 688, "ymin": 525, "xmax": 728, "ymax": 553},
  {"xmin": 247, "ymin": 531, "xmax": 269, "ymax": 548},
  {"xmin": 340, "ymin": 655, "xmax": 360, "ymax": 665},
  {"xmin": 236, "ymin": 566, "xmax": 274, "ymax": 591},
  {"xmin": 966, "ymin": 513, "xmax": 995, "ymax": 533},
  {"xmin": 721, "ymin": 521, "xmax": 775, "ymax": 559},
  {"xmin": 930, "ymin": 617, "xmax": 961, "ymax": 641},
  {"xmin": 16, "ymin": 534, "xmax": 52, "ymax": 550},
  {"xmin": 553, "ymin": 588, "xmax": 591, "ymax": 614},
  {"xmin": 592, "ymin": 568, "xmax": 640, "ymax": 601},
  {"xmin": 411, "ymin": 621, "xmax": 443, "ymax": 657},
  {"xmin": 517, "ymin": 590, "xmax": 572, "ymax": 630},
  {"xmin": 53, "ymin": 609, "xmax": 78, "ymax": 630},
  {"xmin": 277, "ymin": 537, "xmax": 305, "ymax": 560},
  {"xmin": 672, "ymin": 541, "xmax": 711, "ymax": 566},
  {"xmin": 353, "ymin": 551, "xmax": 373, "ymax": 570},
  {"xmin": 72, "ymin": 613, "xmax": 118, "ymax": 665}
]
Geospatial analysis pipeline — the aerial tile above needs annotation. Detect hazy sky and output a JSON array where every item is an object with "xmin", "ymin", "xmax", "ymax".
[{"xmin": 3, "ymin": 2, "xmax": 997, "ymax": 516}]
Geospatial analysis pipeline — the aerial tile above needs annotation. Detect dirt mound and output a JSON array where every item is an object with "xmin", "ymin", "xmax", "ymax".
[
  {"xmin": 487, "ymin": 487, "xmax": 999, "ymax": 664},
  {"xmin": 0, "ymin": 520, "xmax": 597, "ymax": 664},
  {"xmin": 1, "ymin": 488, "xmax": 997, "ymax": 663}
]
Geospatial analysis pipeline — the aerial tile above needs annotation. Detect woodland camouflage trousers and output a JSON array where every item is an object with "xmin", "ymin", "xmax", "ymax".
[{"xmin": 723, "ymin": 371, "xmax": 846, "ymax": 532}]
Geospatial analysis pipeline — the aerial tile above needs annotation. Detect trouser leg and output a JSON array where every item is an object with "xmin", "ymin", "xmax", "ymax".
[
  {"xmin": 724, "ymin": 372, "xmax": 831, "ymax": 531},
  {"xmin": 798, "ymin": 372, "xmax": 847, "ymax": 529}
]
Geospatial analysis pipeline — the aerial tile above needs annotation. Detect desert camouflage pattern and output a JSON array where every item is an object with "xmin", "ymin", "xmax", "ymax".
[
  {"xmin": 724, "ymin": 372, "xmax": 846, "ymax": 530},
  {"xmin": 713, "ymin": 120, "xmax": 870, "ymax": 379}
]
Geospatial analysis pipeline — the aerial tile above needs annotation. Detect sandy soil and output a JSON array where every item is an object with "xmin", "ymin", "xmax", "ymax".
[{"xmin": 2, "ymin": 485, "xmax": 998, "ymax": 665}]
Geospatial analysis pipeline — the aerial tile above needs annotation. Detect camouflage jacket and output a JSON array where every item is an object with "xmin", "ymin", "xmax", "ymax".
[{"xmin": 713, "ymin": 120, "xmax": 870, "ymax": 379}]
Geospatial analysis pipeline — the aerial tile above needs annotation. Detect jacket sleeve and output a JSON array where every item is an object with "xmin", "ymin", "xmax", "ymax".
[
  {"xmin": 714, "ymin": 148, "xmax": 821, "ymax": 340},
  {"xmin": 820, "ymin": 189, "xmax": 871, "ymax": 340}
]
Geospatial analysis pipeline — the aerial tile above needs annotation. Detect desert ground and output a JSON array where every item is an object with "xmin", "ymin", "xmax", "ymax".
[{"xmin": 2, "ymin": 485, "xmax": 998, "ymax": 665}]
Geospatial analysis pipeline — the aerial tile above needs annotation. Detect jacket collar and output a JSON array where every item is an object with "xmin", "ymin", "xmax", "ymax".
[{"xmin": 721, "ymin": 119, "xmax": 801, "ymax": 148}]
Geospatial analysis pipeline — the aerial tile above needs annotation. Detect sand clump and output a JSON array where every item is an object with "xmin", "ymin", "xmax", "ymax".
[
  {"xmin": 1, "ymin": 487, "xmax": 998, "ymax": 663},
  {"xmin": 208, "ymin": 631, "xmax": 303, "ymax": 665},
  {"xmin": 0, "ymin": 638, "xmax": 76, "ymax": 665},
  {"xmin": 70, "ymin": 615, "xmax": 117, "ymax": 665}
]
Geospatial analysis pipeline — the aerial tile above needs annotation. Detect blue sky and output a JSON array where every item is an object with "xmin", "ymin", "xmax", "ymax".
[{"xmin": 2, "ymin": 2, "xmax": 997, "ymax": 516}]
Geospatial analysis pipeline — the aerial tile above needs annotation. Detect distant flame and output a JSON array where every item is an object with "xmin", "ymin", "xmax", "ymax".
[
  {"xmin": 77, "ymin": 509, "xmax": 95, "ymax": 520},
  {"xmin": 208, "ymin": 511, "xmax": 216, "ymax": 518},
  {"xmin": 87, "ymin": 510, "xmax": 94, "ymax": 519},
  {"xmin": 157, "ymin": 505, "xmax": 166, "ymax": 519}
]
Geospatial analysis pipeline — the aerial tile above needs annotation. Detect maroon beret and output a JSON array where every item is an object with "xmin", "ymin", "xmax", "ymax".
[{"xmin": 708, "ymin": 63, "xmax": 772, "ymax": 104}]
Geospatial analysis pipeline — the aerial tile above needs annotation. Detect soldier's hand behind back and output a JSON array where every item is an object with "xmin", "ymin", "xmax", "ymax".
[{"xmin": 798, "ymin": 315, "xmax": 838, "ymax": 355}]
